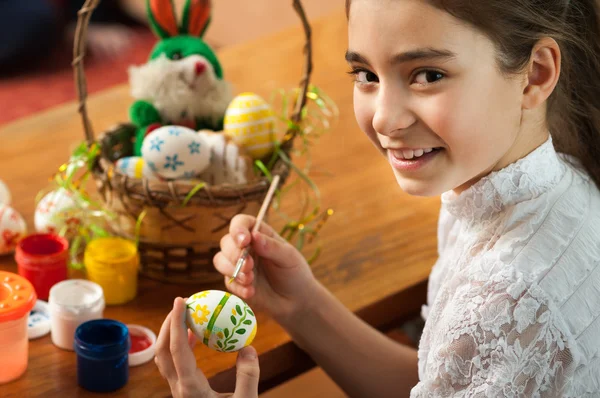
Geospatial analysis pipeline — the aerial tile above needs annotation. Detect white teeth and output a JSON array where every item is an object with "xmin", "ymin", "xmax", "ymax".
[
  {"xmin": 394, "ymin": 148, "xmax": 436, "ymax": 160},
  {"xmin": 402, "ymin": 149, "xmax": 414, "ymax": 159}
]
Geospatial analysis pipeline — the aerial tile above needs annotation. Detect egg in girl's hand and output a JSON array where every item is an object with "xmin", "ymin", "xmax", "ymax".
[
  {"xmin": 34, "ymin": 188, "xmax": 81, "ymax": 237},
  {"xmin": 141, "ymin": 125, "xmax": 211, "ymax": 180},
  {"xmin": 115, "ymin": 156, "xmax": 160, "ymax": 181},
  {"xmin": 223, "ymin": 93, "xmax": 276, "ymax": 159},
  {"xmin": 0, "ymin": 180, "xmax": 11, "ymax": 205},
  {"xmin": 0, "ymin": 204, "xmax": 27, "ymax": 255},
  {"xmin": 185, "ymin": 290, "xmax": 257, "ymax": 353}
]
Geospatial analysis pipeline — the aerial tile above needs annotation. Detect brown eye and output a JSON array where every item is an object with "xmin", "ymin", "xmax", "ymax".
[
  {"xmin": 356, "ymin": 70, "xmax": 379, "ymax": 83},
  {"xmin": 414, "ymin": 70, "xmax": 444, "ymax": 85}
]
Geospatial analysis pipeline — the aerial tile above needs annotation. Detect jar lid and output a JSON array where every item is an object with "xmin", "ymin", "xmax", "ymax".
[
  {"xmin": 28, "ymin": 299, "xmax": 51, "ymax": 339},
  {"xmin": 84, "ymin": 237, "xmax": 138, "ymax": 266},
  {"xmin": 0, "ymin": 271, "xmax": 37, "ymax": 322},
  {"xmin": 127, "ymin": 324, "xmax": 157, "ymax": 367},
  {"xmin": 16, "ymin": 233, "xmax": 68, "ymax": 262},
  {"xmin": 48, "ymin": 279, "xmax": 104, "ymax": 315},
  {"xmin": 74, "ymin": 319, "xmax": 130, "ymax": 360}
]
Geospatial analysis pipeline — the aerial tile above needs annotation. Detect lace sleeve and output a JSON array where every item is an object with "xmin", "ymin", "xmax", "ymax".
[{"xmin": 412, "ymin": 277, "xmax": 576, "ymax": 397}]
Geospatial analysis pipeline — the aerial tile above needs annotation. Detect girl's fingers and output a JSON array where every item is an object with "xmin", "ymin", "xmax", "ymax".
[
  {"xmin": 229, "ymin": 214, "xmax": 287, "ymax": 245},
  {"xmin": 220, "ymin": 233, "xmax": 244, "ymax": 264},
  {"xmin": 170, "ymin": 298, "xmax": 207, "ymax": 385},
  {"xmin": 155, "ymin": 312, "xmax": 177, "ymax": 382},
  {"xmin": 213, "ymin": 252, "xmax": 255, "ymax": 285},
  {"xmin": 188, "ymin": 329, "xmax": 198, "ymax": 349},
  {"xmin": 224, "ymin": 276, "xmax": 256, "ymax": 300}
]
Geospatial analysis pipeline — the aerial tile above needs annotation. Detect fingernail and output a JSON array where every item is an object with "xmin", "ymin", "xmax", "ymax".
[
  {"xmin": 241, "ymin": 348, "xmax": 257, "ymax": 359},
  {"xmin": 237, "ymin": 233, "xmax": 246, "ymax": 245}
]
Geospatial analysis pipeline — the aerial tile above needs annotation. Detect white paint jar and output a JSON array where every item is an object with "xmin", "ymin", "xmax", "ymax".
[{"xmin": 48, "ymin": 280, "xmax": 105, "ymax": 351}]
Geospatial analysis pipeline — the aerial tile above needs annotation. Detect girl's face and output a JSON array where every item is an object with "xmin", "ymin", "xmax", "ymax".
[{"xmin": 348, "ymin": 0, "xmax": 540, "ymax": 196}]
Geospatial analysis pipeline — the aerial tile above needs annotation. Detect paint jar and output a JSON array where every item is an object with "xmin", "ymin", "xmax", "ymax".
[
  {"xmin": 48, "ymin": 280, "xmax": 104, "ymax": 351},
  {"xmin": 75, "ymin": 319, "xmax": 130, "ymax": 392},
  {"xmin": 16, "ymin": 233, "xmax": 69, "ymax": 300},
  {"xmin": 0, "ymin": 271, "xmax": 37, "ymax": 384},
  {"xmin": 84, "ymin": 237, "xmax": 139, "ymax": 305}
]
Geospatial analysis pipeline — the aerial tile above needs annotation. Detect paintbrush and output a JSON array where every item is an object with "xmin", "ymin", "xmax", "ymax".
[{"xmin": 228, "ymin": 175, "xmax": 280, "ymax": 284}]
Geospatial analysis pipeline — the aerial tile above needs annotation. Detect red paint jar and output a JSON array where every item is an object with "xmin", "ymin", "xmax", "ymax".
[{"xmin": 15, "ymin": 234, "xmax": 69, "ymax": 300}]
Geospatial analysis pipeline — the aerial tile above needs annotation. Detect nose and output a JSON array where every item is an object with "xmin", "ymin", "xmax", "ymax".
[
  {"xmin": 194, "ymin": 62, "xmax": 206, "ymax": 76},
  {"xmin": 371, "ymin": 86, "xmax": 416, "ymax": 137}
]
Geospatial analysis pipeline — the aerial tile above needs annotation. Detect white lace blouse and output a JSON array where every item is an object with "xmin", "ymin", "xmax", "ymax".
[{"xmin": 411, "ymin": 137, "xmax": 600, "ymax": 397}]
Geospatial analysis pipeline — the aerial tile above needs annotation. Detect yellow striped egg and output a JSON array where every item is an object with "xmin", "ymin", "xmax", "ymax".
[
  {"xmin": 223, "ymin": 93, "xmax": 276, "ymax": 159},
  {"xmin": 185, "ymin": 290, "xmax": 257, "ymax": 353}
]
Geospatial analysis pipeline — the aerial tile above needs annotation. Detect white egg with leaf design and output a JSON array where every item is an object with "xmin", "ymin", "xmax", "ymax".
[{"xmin": 185, "ymin": 290, "xmax": 257, "ymax": 353}]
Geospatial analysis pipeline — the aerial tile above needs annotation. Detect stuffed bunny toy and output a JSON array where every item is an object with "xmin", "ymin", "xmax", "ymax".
[{"xmin": 128, "ymin": 0, "xmax": 232, "ymax": 156}]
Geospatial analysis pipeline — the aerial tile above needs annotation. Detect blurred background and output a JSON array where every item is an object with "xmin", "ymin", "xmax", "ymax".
[{"xmin": 0, "ymin": 0, "xmax": 341, "ymax": 126}]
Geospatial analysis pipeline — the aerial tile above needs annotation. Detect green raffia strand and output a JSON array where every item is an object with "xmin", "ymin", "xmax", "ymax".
[
  {"xmin": 249, "ymin": 84, "xmax": 339, "ymax": 255},
  {"xmin": 182, "ymin": 182, "xmax": 207, "ymax": 207},
  {"xmin": 253, "ymin": 160, "xmax": 272, "ymax": 181},
  {"xmin": 134, "ymin": 210, "xmax": 148, "ymax": 248},
  {"xmin": 40, "ymin": 141, "xmax": 122, "ymax": 270}
]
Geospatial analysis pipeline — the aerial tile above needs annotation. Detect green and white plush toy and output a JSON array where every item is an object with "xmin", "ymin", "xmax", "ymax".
[{"xmin": 128, "ymin": 0, "xmax": 232, "ymax": 156}]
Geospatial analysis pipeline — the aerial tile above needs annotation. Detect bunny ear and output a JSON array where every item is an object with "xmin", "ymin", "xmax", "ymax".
[
  {"xmin": 180, "ymin": 0, "xmax": 212, "ymax": 37},
  {"xmin": 146, "ymin": 0, "xmax": 179, "ymax": 38}
]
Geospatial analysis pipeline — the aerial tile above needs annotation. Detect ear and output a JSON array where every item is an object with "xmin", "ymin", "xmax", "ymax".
[
  {"xmin": 146, "ymin": 0, "xmax": 179, "ymax": 39},
  {"xmin": 180, "ymin": 0, "xmax": 211, "ymax": 37},
  {"xmin": 522, "ymin": 37, "xmax": 561, "ymax": 110}
]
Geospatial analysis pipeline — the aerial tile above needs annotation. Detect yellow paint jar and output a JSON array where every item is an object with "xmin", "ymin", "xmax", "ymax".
[{"xmin": 84, "ymin": 238, "xmax": 139, "ymax": 305}]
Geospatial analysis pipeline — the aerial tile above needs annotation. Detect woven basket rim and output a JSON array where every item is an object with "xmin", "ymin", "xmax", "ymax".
[{"xmin": 72, "ymin": 0, "xmax": 313, "ymax": 199}]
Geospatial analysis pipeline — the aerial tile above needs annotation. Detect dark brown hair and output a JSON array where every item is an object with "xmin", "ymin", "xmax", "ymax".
[{"xmin": 346, "ymin": 0, "xmax": 600, "ymax": 189}]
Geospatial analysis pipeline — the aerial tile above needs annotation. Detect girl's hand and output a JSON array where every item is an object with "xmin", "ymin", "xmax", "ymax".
[
  {"xmin": 213, "ymin": 214, "xmax": 318, "ymax": 322},
  {"xmin": 155, "ymin": 297, "xmax": 260, "ymax": 398}
]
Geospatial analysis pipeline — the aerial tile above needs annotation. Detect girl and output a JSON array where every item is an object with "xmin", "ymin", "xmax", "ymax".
[{"xmin": 154, "ymin": 0, "xmax": 600, "ymax": 396}]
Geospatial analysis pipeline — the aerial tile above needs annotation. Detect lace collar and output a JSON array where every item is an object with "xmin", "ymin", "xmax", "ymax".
[{"xmin": 441, "ymin": 136, "xmax": 566, "ymax": 223}]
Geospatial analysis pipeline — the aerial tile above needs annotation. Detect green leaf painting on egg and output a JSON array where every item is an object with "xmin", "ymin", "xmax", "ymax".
[
  {"xmin": 231, "ymin": 315, "xmax": 237, "ymax": 325},
  {"xmin": 236, "ymin": 305, "xmax": 243, "ymax": 315}
]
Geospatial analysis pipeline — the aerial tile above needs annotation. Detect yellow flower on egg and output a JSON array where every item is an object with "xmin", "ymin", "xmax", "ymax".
[
  {"xmin": 232, "ymin": 308, "xmax": 237, "ymax": 316},
  {"xmin": 190, "ymin": 291, "xmax": 209, "ymax": 301},
  {"xmin": 191, "ymin": 304, "xmax": 211, "ymax": 325},
  {"xmin": 217, "ymin": 331, "xmax": 224, "ymax": 339}
]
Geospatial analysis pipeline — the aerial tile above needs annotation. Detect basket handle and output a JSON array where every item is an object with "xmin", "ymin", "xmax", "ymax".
[{"xmin": 73, "ymin": 0, "xmax": 313, "ymax": 145}]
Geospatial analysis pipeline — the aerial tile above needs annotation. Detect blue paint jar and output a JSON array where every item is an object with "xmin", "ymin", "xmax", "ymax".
[{"xmin": 74, "ymin": 319, "xmax": 131, "ymax": 392}]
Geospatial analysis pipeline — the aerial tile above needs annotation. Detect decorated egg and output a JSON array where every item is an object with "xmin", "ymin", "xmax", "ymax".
[
  {"xmin": 223, "ymin": 93, "xmax": 276, "ymax": 159},
  {"xmin": 115, "ymin": 156, "xmax": 160, "ymax": 181},
  {"xmin": 0, "ymin": 180, "xmax": 10, "ymax": 205},
  {"xmin": 141, "ymin": 125, "xmax": 210, "ymax": 179},
  {"xmin": 198, "ymin": 131, "xmax": 254, "ymax": 186},
  {"xmin": 0, "ymin": 204, "xmax": 27, "ymax": 255},
  {"xmin": 34, "ymin": 188, "xmax": 81, "ymax": 236},
  {"xmin": 185, "ymin": 290, "xmax": 257, "ymax": 353}
]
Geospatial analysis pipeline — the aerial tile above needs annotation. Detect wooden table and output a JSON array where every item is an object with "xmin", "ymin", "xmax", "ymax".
[{"xmin": 0, "ymin": 9, "xmax": 440, "ymax": 397}]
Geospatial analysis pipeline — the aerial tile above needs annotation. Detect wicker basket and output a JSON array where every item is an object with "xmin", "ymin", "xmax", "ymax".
[{"xmin": 72, "ymin": 0, "xmax": 313, "ymax": 284}]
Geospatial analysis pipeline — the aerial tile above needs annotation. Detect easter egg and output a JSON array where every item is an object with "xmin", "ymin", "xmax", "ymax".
[
  {"xmin": 115, "ymin": 156, "xmax": 160, "ymax": 181},
  {"xmin": 185, "ymin": 290, "xmax": 257, "ymax": 353},
  {"xmin": 0, "ymin": 204, "xmax": 27, "ymax": 255},
  {"xmin": 223, "ymin": 93, "xmax": 276, "ymax": 159},
  {"xmin": 141, "ymin": 125, "xmax": 210, "ymax": 180},
  {"xmin": 198, "ymin": 131, "xmax": 254, "ymax": 186},
  {"xmin": 34, "ymin": 189, "xmax": 81, "ymax": 237},
  {"xmin": 0, "ymin": 180, "xmax": 10, "ymax": 205}
]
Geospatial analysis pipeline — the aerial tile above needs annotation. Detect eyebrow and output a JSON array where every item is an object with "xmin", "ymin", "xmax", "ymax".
[{"xmin": 345, "ymin": 48, "xmax": 457, "ymax": 66}]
